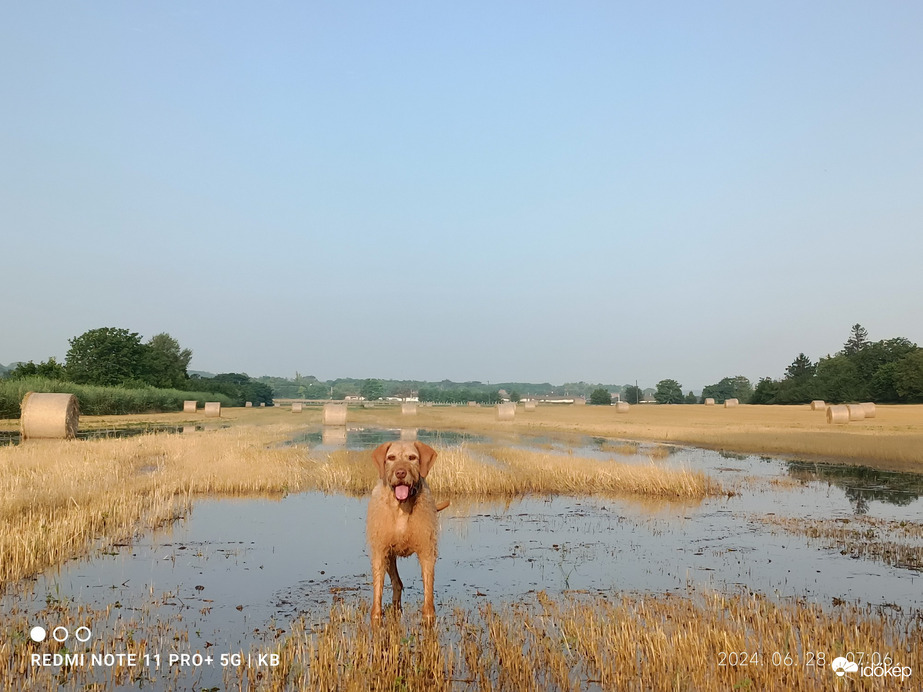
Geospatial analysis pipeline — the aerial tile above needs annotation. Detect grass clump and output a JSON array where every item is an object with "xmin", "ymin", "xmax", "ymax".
[
  {"xmin": 306, "ymin": 445, "xmax": 723, "ymax": 500},
  {"xmin": 0, "ymin": 424, "xmax": 307, "ymax": 588}
]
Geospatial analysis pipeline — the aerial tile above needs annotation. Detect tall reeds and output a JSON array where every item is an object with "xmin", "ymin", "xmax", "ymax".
[{"xmin": 0, "ymin": 376, "xmax": 234, "ymax": 418}]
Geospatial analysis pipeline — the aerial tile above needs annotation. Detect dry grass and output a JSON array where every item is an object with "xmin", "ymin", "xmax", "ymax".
[
  {"xmin": 758, "ymin": 515, "xmax": 923, "ymax": 571},
  {"xmin": 0, "ymin": 426, "xmax": 720, "ymax": 588},
  {"xmin": 5, "ymin": 588, "xmax": 917, "ymax": 691},
  {"xmin": 266, "ymin": 591, "xmax": 921, "ymax": 691},
  {"xmin": 0, "ymin": 424, "xmax": 310, "ymax": 588},
  {"xmin": 304, "ymin": 445, "xmax": 723, "ymax": 500}
]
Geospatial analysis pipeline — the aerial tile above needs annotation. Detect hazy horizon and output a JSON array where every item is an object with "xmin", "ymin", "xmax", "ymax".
[{"xmin": 3, "ymin": 3, "xmax": 921, "ymax": 391}]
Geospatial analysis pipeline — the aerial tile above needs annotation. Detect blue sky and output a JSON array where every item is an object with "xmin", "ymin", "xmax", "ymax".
[{"xmin": 2, "ymin": 2, "xmax": 921, "ymax": 390}]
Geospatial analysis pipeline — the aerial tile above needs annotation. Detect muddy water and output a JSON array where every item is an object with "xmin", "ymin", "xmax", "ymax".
[{"xmin": 6, "ymin": 428, "xmax": 923, "ymax": 688}]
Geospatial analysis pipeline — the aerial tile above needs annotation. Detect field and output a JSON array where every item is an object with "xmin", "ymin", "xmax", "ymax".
[
  {"xmin": 7, "ymin": 401, "xmax": 917, "ymax": 469},
  {"xmin": 1, "ymin": 402, "xmax": 922, "ymax": 690}
]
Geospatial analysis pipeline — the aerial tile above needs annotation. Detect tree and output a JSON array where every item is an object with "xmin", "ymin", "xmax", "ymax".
[
  {"xmin": 893, "ymin": 350, "xmax": 923, "ymax": 402},
  {"xmin": 65, "ymin": 327, "xmax": 147, "ymax": 386},
  {"xmin": 508, "ymin": 390, "xmax": 521, "ymax": 403},
  {"xmin": 589, "ymin": 388, "xmax": 612, "ymax": 405},
  {"xmin": 654, "ymin": 379, "xmax": 684, "ymax": 404},
  {"xmin": 684, "ymin": 391, "xmax": 698, "ymax": 404},
  {"xmin": 701, "ymin": 376, "xmax": 753, "ymax": 404},
  {"xmin": 360, "ymin": 379, "xmax": 384, "ymax": 401},
  {"xmin": 784, "ymin": 353, "xmax": 816, "ymax": 380},
  {"xmin": 750, "ymin": 377, "xmax": 781, "ymax": 404},
  {"xmin": 623, "ymin": 385, "xmax": 643, "ymax": 405},
  {"xmin": 8, "ymin": 357, "xmax": 67, "ymax": 380},
  {"xmin": 144, "ymin": 333, "xmax": 192, "ymax": 389},
  {"xmin": 814, "ymin": 355, "xmax": 863, "ymax": 403},
  {"xmin": 843, "ymin": 323, "xmax": 869, "ymax": 356}
]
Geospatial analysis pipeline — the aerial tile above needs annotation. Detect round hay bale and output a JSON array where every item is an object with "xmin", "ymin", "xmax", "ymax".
[
  {"xmin": 810, "ymin": 400, "xmax": 826, "ymax": 411},
  {"xmin": 468, "ymin": 401, "xmax": 479, "ymax": 407},
  {"xmin": 183, "ymin": 400, "xmax": 197, "ymax": 413},
  {"xmin": 323, "ymin": 403, "xmax": 348, "ymax": 425},
  {"xmin": 260, "ymin": 402, "xmax": 266, "ymax": 408},
  {"xmin": 400, "ymin": 428, "xmax": 418, "ymax": 441},
  {"xmin": 861, "ymin": 402, "xmax": 876, "ymax": 418},
  {"xmin": 724, "ymin": 398, "xmax": 739, "ymax": 408},
  {"xmin": 616, "ymin": 401, "xmax": 630, "ymax": 413},
  {"xmin": 401, "ymin": 403, "xmax": 417, "ymax": 416},
  {"xmin": 704, "ymin": 398, "xmax": 715, "ymax": 406},
  {"xmin": 826, "ymin": 405, "xmax": 849, "ymax": 424},
  {"xmin": 204, "ymin": 402, "xmax": 222, "ymax": 418},
  {"xmin": 524, "ymin": 400, "xmax": 537, "ymax": 411},
  {"xmin": 497, "ymin": 402, "xmax": 516, "ymax": 421},
  {"xmin": 292, "ymin": 402, "xmax": 303, "ymax": 413},
  {"xmin": 846, "ymin": 404, "xmax": 866, "ymax": 421},
  {"xmin": 245, "ymin": 401, "xmax": 253, "ymax": 408},
  {"xmin": 20, "ymin": 392, "xmax": 80, "ymax": 440}
]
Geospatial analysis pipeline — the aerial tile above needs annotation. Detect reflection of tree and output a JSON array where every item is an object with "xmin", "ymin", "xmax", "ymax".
[{"xmin": 787, "ymin": 462, "xmax": 923, "ymax": 514}]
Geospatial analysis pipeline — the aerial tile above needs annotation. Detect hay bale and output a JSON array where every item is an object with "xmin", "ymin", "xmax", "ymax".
[
  {"xmin": 20, "ymin": 392, "xmax": 80, "ymax": 440},
  {"xmin": 400, "ymin": 428, "xmax": 418, "ymax": 441},
  {"xmin": 704, "ymin": 398, "xmax": 715, "ymax": 406},
  {"xmin": 497, "ymin": 402, "xmax": 516, "ymax": 420},
  {"xmin": 292, "ymin": 402, "xmax": 303, "ymax": 413},
  {"xmin": 847, "ymin": 404, "xmax": 866, "ymax": 421},
  {"xmin": 724, "ymin": 398, "xmax": 739, "ymax": 408},
  {"xmin": 616, "ymin": 401, "xmax": 630, "ymax": 413},
  {"xmin": 826, "ymin": 405, "xmax": 849, "ymax": 424},
  {"xmin": 204, "ymin": 402, "xmax": 221, "ymax": 418},
  {"xmin": 260, "ymin": 402, "xmax": 266, "ymax": 408},
  {"xmin": 524, "ymin": 400, "xmax": 537, "ymax": 411},
  {"xmin": 183, "ymin": 400, "xmax": 197, "ymax": 413},
  {"xmin": 401, "ymin": 403, "xmax": 417, "ymax": 416},
  {"xmin": 861, "ymin": 402, "xmax": 876, "ymax": 418},
  {"xmin": 323, "ymin": 403, "xmax": 347, "ymax": 425},
  {"xmin": 574, "ymin": 397, "xmax": 587, "ymax": 406},
  {"xmin": 183, "ymin": 426, "xmax": 196, "ymax": 434},
  {"xmin": 468, "ymin": 401, "xmax": 479, "ymax": 407},
  {"xmin": 245, "ymin": 401, "xmax": 253, "ymax": 408},
  {"xmin": 810, "ymin": 400, "xmax": 826, "ymax": 411}
]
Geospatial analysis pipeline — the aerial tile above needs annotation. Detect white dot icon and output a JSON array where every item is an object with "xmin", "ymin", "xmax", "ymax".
[{"xmin": 30, "ymin": 626, "xmax": 47, "ymax": 642}]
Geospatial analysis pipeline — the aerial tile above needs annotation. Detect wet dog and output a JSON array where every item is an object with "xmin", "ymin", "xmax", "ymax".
[{"xmin": 366, "ymin": 440, "xmax": 444, "ymax": 621}]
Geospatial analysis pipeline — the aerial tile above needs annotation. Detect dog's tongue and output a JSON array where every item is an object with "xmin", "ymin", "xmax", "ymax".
[{"xmin": 394, "ymin": 485, "xmax": 410, "ymax": 501}]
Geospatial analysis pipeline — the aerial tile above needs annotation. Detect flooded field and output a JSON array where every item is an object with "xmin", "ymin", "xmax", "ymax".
[{"xmin": 3, "ymin": 427, "xmax": 922, "ymax": 690}]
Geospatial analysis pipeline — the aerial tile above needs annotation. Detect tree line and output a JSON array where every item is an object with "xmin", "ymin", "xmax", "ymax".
[
  {"xmin": 637, "ymin": 325, "xmax": 922, "ymax": 406},
  {"xmin": 750, "ymin": 324, "xmax": 923, "ymax": 404},
  {"xmin": 3, "ymin": 327, "xmax": 273, "ymax": 406}
]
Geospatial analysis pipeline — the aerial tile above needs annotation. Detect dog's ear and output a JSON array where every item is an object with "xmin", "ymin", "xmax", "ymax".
[
  {"xmin": 371, "ymin": 442, "xmax": 391, "ymax": 479},
  {"xmin": 414, "ymin": 441, "xmax": 438, "ymax": 478}
]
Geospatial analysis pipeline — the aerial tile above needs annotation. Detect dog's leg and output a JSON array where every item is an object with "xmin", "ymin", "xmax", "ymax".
[
  {"xmin": 370, "ymin": 550, "xmax": 387, "ymax": 621},
  {"xmin": 419, "ymin": 552, "xmax": 436, "ymax": 620},
  {"xmin": 387, "ymin": 554, "xmax": 403, "ymax": 612}
]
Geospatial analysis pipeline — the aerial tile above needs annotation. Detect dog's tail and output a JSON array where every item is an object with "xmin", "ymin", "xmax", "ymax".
[{"xmin": 435, "ymin": 500, "xmax": 451, "ymax": 512}]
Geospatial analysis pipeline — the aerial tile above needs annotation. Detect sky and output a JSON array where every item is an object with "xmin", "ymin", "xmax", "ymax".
[{"xmin": 2, "ymin": 2, "xmax": 921, "ymax": 390}]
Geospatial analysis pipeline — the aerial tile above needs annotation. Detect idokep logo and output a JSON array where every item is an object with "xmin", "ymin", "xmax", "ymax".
[
  {"xmin": 831, "ymin": 657, "xmax": 858, "ymax": 677},
  {"xmin": 831, "ymin": 655, "xmax": 912, "ymax": 682}
]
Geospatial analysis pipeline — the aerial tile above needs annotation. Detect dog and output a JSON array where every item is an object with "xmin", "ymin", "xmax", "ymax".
[{"xmin": 366, "ymin": 440, "xmax": 447, "ymax": 621}]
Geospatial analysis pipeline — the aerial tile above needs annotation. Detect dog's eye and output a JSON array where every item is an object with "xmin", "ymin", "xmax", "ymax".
[
  {"xmin": 409, "ymin": 455, "xmax": 417, "ymax": 461},
  {"xmin": 387, "ymin": 455, "xmax": 396, "ymax": 461}
]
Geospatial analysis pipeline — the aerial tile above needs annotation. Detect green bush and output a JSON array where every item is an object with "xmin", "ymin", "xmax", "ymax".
[{"xmin": 0, "ymin": 377, "xmax": 234, "ymax": 419}]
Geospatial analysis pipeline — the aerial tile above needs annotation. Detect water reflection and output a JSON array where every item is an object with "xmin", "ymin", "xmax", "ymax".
[
  {"xmin": 288, "ymin": 427, "xmax": 486, "ymax": 449},
  {"xmin": 787, "ymin": 461, "xmax": 923, "ymax": 513}
]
